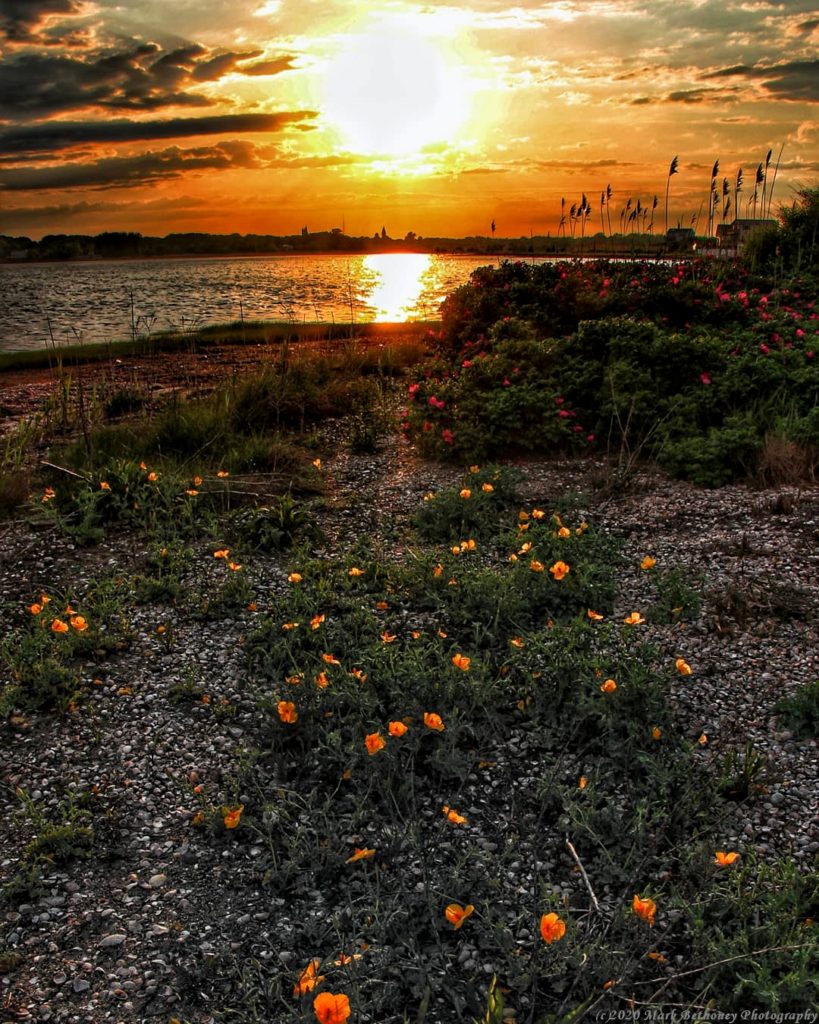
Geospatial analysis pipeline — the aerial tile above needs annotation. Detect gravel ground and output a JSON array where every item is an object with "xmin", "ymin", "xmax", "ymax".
[{"xmin": 1, "ymin": 420, "xmax": 817, "ymax": 1022}]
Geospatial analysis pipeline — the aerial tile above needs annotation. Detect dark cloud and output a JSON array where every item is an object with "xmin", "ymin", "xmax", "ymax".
[
  {"xmin": 239, "ymin": 56, "xmax": 297, "ymax": 76},
  {"xmin": 0, "ymin": 112, "xmax": 317, "ymax": 156},
  {"xmin": 702, "ymin": 60, "xmax": 819, "ymax": 102},
  {"xmin": 666, "ymin": 87, "xmax": 736, "ymax": 104},
  {"xmin": 0, "ymin": 0, "xmax": 83, "ymax": 43},
  {"xmin": 0, "ymin": 42, "xmax": 299, "ymax": 120},
  {"xmin": 0, "ymin": 140, "xmax": 264, "ymax": 191}
]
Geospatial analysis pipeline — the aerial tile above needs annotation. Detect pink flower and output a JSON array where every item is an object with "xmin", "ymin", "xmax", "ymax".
[
  {"xmin": 700, "ymin": 373, "xmax": 712, "ymax": 385},
  {"xmin": 554, "ymin": 396, "xmax": 565, "ymax": 406},
  {"xmin": 760, "ymin": 343, "xmax": 770, "ymax": 354},
  {"xmin": 720, "ymin": 293, "xmax": 731, "ymax": 303},
  {"xmin": 428, "ymin": 396, "xmax": 445, "ymax": 410},
  {"xmin": 503, "ymin": 378, "xmax": 511, "ymax": 386},
  {"xmin": 558, "ymin": 409, "xmax": 571, "ymax": 418},
  {"xmin": 796, "ymin": 328, "xmax": 805, "ymax": 339},
  {"xmin": 462, "ymin": 359, "xmax": 473, "ymax": 368},
  {"xmin": 587, "ymin": 434, "xmax": 595, "ymax": 443},
  {"xmin": 422, "ymin": 421, "xmax": 433, "ymax": 432},
  {"xmin": 759, "ymin": 295, "xmax": 768, "ymax": 306},
  {"xmin": 408, "ymin": 383, "xmax": 420, "ymax": 397},
  {"xmin": 442, "ymin": 428, "xmax": 454, "ymax": 445}
]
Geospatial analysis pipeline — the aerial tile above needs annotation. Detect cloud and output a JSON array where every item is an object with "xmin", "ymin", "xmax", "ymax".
[
  {"xmin": 0, "ymin": 41, "xmax": 300, "ymax": 120},
  {"xmin": 0, "ymin": 140, "xmax": 265, "ymax": 191},
  {"xmin": 0, "ymin": 112, "xmax": 317, "ymax": 156},
  {"xmin": 0, "ymin": 0, "xmax": 84, "ymax": 43},
  {"xmin": 702, "ymin": 60, "xmax": 819, "ymax": 102}
]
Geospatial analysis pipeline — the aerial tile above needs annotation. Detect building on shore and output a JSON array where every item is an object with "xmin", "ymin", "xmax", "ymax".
[{"xmin": 715, "ymin": 218, "xmax": 777, "ymax": 256}]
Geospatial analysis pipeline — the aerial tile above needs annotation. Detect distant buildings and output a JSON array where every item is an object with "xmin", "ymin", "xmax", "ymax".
[{"xmin": 715, "ymin": 218, "xmax": 777, "ymax": 255}]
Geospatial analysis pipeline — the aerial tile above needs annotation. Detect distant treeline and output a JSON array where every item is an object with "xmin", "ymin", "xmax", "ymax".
[{"xmin": 0, "ymin": 228, "xmax": 694, "ymax": 262}]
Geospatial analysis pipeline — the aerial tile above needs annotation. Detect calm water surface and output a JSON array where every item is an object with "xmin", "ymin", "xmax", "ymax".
[{"xmin": 0, "ymin": 253, "xmax": 529, "ymax": 352}]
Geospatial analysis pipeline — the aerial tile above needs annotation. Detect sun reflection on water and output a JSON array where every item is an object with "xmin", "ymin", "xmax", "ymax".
[{"xmin": 360, "ymin": 253, "xmax": 434, "ymax": 321}]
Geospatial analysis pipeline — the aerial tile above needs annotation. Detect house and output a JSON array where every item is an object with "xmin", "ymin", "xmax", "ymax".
[{"xmin": 715, "ymin": 218, "xmax": 777, "ymax": 254}]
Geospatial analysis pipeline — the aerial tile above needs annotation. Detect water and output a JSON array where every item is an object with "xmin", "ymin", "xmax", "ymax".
[{"xmin": 0, "ymin": 252, "xmax": 523, "ymax": 353}]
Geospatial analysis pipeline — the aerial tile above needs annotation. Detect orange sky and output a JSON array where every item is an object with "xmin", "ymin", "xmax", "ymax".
[{"xmin": 1, "ymin": 0, "xmax": 817, "ymax": 240}]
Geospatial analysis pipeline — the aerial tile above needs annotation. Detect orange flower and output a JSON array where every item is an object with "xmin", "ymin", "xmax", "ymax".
[
  {"xmin": 459, "ymin": 489, "xmax": 471, "ymax": 499},
  {"xmin": 423, "ymin": 491, "xmax": 436, "ymax": 501},
  {"xmin": 587, "ymin": 609, "xmax": 604, "ymax": 621},
  {"xmin": 411, "ymin": 630, "xmax": 421, "ymax": 639},
  {"xmin": 333, "ymin": 952, "xmax": 363, "ymax": 966},
  {"xmin": 646, "ymin": 951, "xmax": 667, "ymax": 963},
  {"xmin": 518, "ymin": 511, "xmax": 530, "ymax": 522},
  {"xmin": 641, "ymin": 555, "xmax": 657, "ymax": 570},
  {"xmin": 675, "ymin": 657, "xmax": 693, "ymax": 676},
  {"xmin": 539, "ymin": 912, "xmax": 566, "ymax": 944},
  {"xmin": 623, "ymin": 611, "xmax": 646, "ymax": 625},
  {"xmin": 282, "ymin": 621, "xmax": 299, "ymax": 631},
  {"xmin": 424, "ymin": 712, "xmax": 445, "ymax": 732},
  {"xmin": 714, "ymin": 851, "xmax": 740, "ymax": 867},
  {"xmin": 41, "ymin": 487, "xmax": 56, "ymax": 502},
  {"xmin": 40, "ymin": 592, "xmax": 51, "ymax": 605},
  {"xmin": 310, "ymin": 613, "xmax": 325, "ymax": 630},
  {"xmin": 442, "ymin": 805, "xmax": 467, "ymax": 825},
  {"xmin": 437, "ymin": 630, "xmax": 448, "ymax": 638},
  {"xmin": 286, "ymin": 674, "xmax": 304, "ymax": 685},
  {"xmin": 50, "ymin": 618, "xmax": 69, "ymax": 634},
  {"xmin": 345, "ymin": 847, "xmax": 375, "ymax": 863},
  {"xmin": 28, "ymin": 603, "xmax": 43, "ymax": 616},
  {"xmin": 529, "ymin": 559, "xmax": 545, "ymax": 573},
  {"xmin": 288, "ymin": 572, "xmax": 303, "ymax": 583},
  {"xmin": 445, "ymin": 903, "xmax": 475, "ymax": 929},
  {"xmin": 632, "ymin": 894, "xmax": 657, "ymax": 926},
  {"xmin": 223, "ymin": 805, "xmax": 244, "ymax": 829},
  {"xmin": 365, "ymin": 732, "xmax": 386, "ymax": 755},
  {"xmin": 100, "ymin": 481, "xmax": 111, "ymax": 491},
  {"xmin": 147, "ymin": 471, "xmax": 158, "ymax": 482},
  {"xmin": 214, "ymin": 549, "xmax": 229, "ymax": 559},
  {"xmin": 550, "ymin": 561, "xmax": 570, "ymax": 580},
  {"xmin": 460, "ymin": 539, "xmax": 476, "ymax": 552},
  {"xmin": 313, "ymin": 992, "xmax": 351, "ymax": 1024},
  {"xmin": 698, "ymin": 733, "xmax": 708, "ymax": 746},
  {"xmin": 139, "ymin": 461, "xmax": 147, "ymax": 470},
  {"xmin": 217, "ymin": 469, "xmax": 229, "ymax": 478},
  {"xmin": 64, "ymin": 604, "xmax": 76, "ymax": 615},
  {"xmin": 381, "ymin": 631, "xmax": 397, "ymax": 643},
  {"xmin": 532, "ymin": 509, "xmax": 546, "ymax": 520},
  {"xmin": 312, "ymin": 458, "xmax": 322, "ymax": 469},
  {"xmin": 375, "ymin": 601, "xmax": 388, "ymax": 610},
  {"xmin": 600, "ymin": 678, "xmax": 617, "ymax": 693},
  {"xmin": 277, "ymin": 701, "xmax": 298, "ymax": 724},
  {"xmin": 651, "ymin": 726, "xmax": 662, "ymax": 740},
  {"xmin": 518, "ymin": 542, "xmax": 532, "ymax": 554},
  {"xmin": 557, "ymin": 526, "xmax": 571, "ymax": 539},
  {"xmin": 578, "ymin": 776, "xmax": 588, "ymax": 790},
  {"xmin": 350, "ymin": 668, "xmax": 367, "ymax": 683},
  {"xmin": 193, "ymin": 476, "xmax": 203, "ymax": 486},
  {"xmin": 451, "ymin": 653, "xmax": 470, "ymax": 671},
  {"xmin": 388, "ymin": 721, "xmax": 408, "ymax": 737},
  {"xmin": 227, "ymin": 562, "xmax": 242, "ymax": 571},
  {"xmin": 70, "ymin": 615, "xmax": 88, "ymax": 632},
  {"xmin": 322, "ymin": 653, "xmax": 341, "ymax": 665},
  {"xmin": 481, "ymin": 483, "xmax": 494, "ymax": 493},
  {"xmin": 315, "ymin": 672, "xmax": 330, "ymax": 689},
  {"xmin": 185, "ymin": 489, "xmax": 199, "ymax": 497},
  {"xmin": 510, "ymin": 637, "xmax": 524, "ymax": 648},
  {"xmin": 190, "ymin": 811, "xmax": 205, "ymax": 827},
  {"xmin": 469, "ymin": 465, "xmax": 480, "ymax": 473},
  {"xmin": 348, "ymin": 567, "xmax": 364, "ymax": 577},
  {"xmin": 432, "ymin": 564, "xmax": 443, "ymax": 578},
  {"xmin": 293, "ymin": 959, "xmax": 325, "ymax": 997}
]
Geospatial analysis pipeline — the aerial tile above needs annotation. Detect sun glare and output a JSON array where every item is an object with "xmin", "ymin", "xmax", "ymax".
[{"xmin": 321, "ymin": 21, "xmax": 472, "ymax": 157}]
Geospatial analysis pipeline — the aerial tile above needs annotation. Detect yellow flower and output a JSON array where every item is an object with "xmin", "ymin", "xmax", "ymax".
[
  {"xmin": 529, "ymin": 559, "xmax": 545, "ymax": 573},
  {"xmin": 459, "ymin": 489, "xmax": 471, "ymax": 499},
  {"xmin": 557, "ymin": 526, "xmax": 571, "ymax": 539},
  {"xmin": 100, "ymin": 481, "xmax": 111, "ymax": 491},
  {"xmin": 312, "ymin": 458, "xmax": 322, "ymax": 469},
  {"xmin": 222, "ymin": 805, "xmax": 244, "ymax": 829},
  {"xmin": 550, "ymin": 561, "xmax": 570, "ymax": 580},
  {"xmin": 641, "ymin": 556, "xmax": 657, "ymax": 570},
  {"xmin": 451, "ymin": 653, "xmax": 470, "ymax": 672},
  {"xmin": 348, "ymin": 567, "xmax": 364, "ymax": 577},
  {"xmin": 632, "ymin": 894, "xmax": 657, "ymax": 926},
  {"xmin": 539, "ymin": 912, "xmax": 566, "ymax": 944},
  {"xmin": 345, "ymin": 847, "xmax": 375, "ymax": 863},
  {"xmin": 217, "ymin": 469, "xmax": 229, "ymax": 478},
  {"xmin": 508, "ymin": 554, "xmax": 518, "ymax": 563},
  {"xmin": 675, "ymin": 657, "xmax": 693, "ymax": 676},
  {"xmin": 423, "ymin": 491, "xmax": 436, "ymax": 501},
  {"xmin": 70, "ymin": 615, "xmax": 88, "ymax": 632},
  {"xmin": 424, "ymin": 712, "xmax": 445, "ymax": 732},
  {"xmin": 600, "ymin": 678, "xmax": 617, "ymax": 693},
  {"xmin": 587, "ymin": 609, "xmax": 604, "ymax": 621},
  {"xmin": 322, "ymin": 653, "xmax": 341, "ymax": 665},
  {"xmin": 445, "ymin": 903, "xmax": 475, "ymax": 929},
  {"xmin": 288, "ymin": 572, "xmax": 303, "ymax": 583},
  {"xmin": 714, "ymin": 851, "xmax": 740, "ymax": 867},
  {"xmin": 519, "ymin": 542, "xmax": 532, "ymax": 554},
  {"xmin": 277, "ymin": 701, "xmax": 298, "ymax": 724},
  {"xmin": 442, "ymin": 805, "xmax": 467, "ymax": 825},
  {"xmin": 481, "ymin": 483, "xmax": 494, "ymax": 493},
  {"xmin": 388, "ymin": 720, "xmax": 408, "ymax": 737},
  {"xmin": 623, "ymin": 611, "xmax": 646, "ymax": 625},
  {"xmin": 50, "ymin": 618, "xmax": 69, "ymax": 634},
  {"xmin": 365, "ymin": 732, "xmax": 386, "ymax": 755}
]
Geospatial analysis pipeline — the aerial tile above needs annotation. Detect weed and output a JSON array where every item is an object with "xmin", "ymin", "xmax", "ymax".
[{"xmin": 775, "ymin": 680, "xmax": 819, "ymax": 738}]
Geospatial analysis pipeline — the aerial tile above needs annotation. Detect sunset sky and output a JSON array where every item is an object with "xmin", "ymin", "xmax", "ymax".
[{"xmin": 1, "ymin": 0, "xmax": 817, "ymax": 240}]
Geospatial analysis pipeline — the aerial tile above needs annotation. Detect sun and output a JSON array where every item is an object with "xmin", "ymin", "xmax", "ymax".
[{"xmin": 321, "ymin": 20, "xmax": 472, "ymax": 157}]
